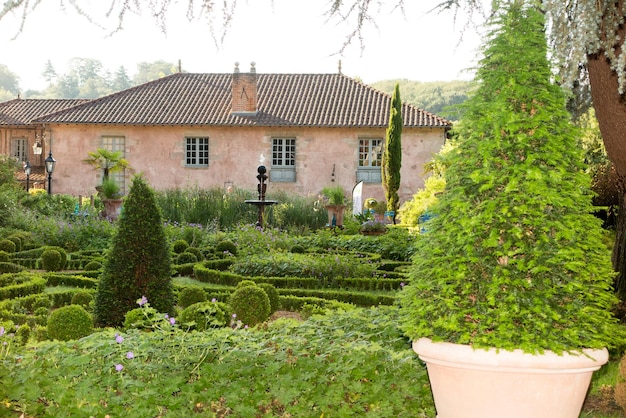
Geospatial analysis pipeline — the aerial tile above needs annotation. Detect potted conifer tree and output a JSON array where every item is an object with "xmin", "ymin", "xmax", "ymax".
[{"xmin": 398, "ymin": 4, "xmax": 621, "ymax": 417}]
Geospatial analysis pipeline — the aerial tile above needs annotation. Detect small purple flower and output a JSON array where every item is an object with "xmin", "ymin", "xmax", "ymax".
[
  {"xmin": 400, "ymin": 282, "xmax": 405, "ymax": 288},
  {"xmin": 169, "ymin": 317, "xmax": 176, "ymax": 325},
  {"xmin": 115, "ymin": 364, "xmax": 124, "ymax": 372},
  {"xmin": 211, "ymin": 298, "xmax": 217, "ymax": 303},
  {"xmin": 126, "ymin": 351, "xmax": 134, "ymax": 359},
  {"xmin": 137, "ymin": 296, "xmax": 148, "ymax": 306},
  {"xmin": 164, "ymin": 314, "xmax": 169, "ymax": 319},
  {"xmin": 0, "ymin": 326, "xmax": 4, "ymax": 337},
  {"xmin": 115, "ymin": 334, "xmax": 124, "ymax": 344},
  {"xmin": 244, "ymin": 325, "xmax": 248, "ymax": 329},
  {"xmin": 232, "ymin": 313, "xmax": 237, "ymax": 319}
]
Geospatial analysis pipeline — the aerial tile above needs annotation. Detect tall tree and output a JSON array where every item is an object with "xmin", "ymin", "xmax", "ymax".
[
  {"xmin": 382, "ymin": 83, "xmax": 402, "ymax": 223},
  {"xmin": 41, "ymin": 60, "xmax": 57, "ymax": 84},
  {"xmin": 94, "ymin": 175, "xmax": 174, "ymax": 327},
  {"xmin": 0, "ymin": 64, "xmax": 19, "ymax": 96}
]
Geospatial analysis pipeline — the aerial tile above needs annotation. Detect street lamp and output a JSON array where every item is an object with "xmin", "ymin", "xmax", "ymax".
[
  {"xmin": 44, "ymin": 152, "xmax": 56, "ymax": 194},
  {"xmin": 24, "ymin": 161, "xmax": 31, "ymax": 192}
]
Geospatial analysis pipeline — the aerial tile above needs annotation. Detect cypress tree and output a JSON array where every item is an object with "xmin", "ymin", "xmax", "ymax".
[
  {"xmin": 382, "ymin": 83, "xmax": 402, "ymax": 223},
  {"xmin": 95, "ymin": 175, "xmax": 174, "ymax": 327}
]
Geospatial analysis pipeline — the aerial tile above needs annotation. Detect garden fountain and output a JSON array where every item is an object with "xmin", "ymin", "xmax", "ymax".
[{"xmin": 244, "ymin": 165, "xmax": 277, "ymax": 227}]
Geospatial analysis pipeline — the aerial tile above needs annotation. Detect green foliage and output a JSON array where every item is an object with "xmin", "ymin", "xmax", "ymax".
[
  {"xmin": 122, "ymin": 301, "xmax": 175, "ymax": 331},
  {"xmin": 230, "ymin": 252, "xmax": 376, "ymax": 280},
  {"xmin": 321, "ymin": 186, "xmax": 345, "ymax": 205},
  {"xmin": 83, "ymin": 148, "xmax": 131, "ymax": 183},
  {"xmin": 100, "ymin": 177, "xmax": 122, "ymax": 199},
  {"xmin": 215, "ymin": 239, "xmax": 237, "ymax": 256},
  {"xmin": 178, "ymin": 300, "xmax": 231, "ymax": 331},
  {"xmin": 229, "ymin": 285, "xmax": 271, "ymax": 327},
  {"xmin": 95, "ymin": 175, "xmax": 174, "ymax": 327},
  {"xmin": 47, "ymin": 305, "xmax": 94, "ymax": 341},
  {"xmin": 371, "ymin": 79, "xmax": 471, "ymax": 121},
  {"xmin": 0, "ymin": 251, "xmax": 9, "ymax": 262},
  {"xmin": 71, "ymin": 291, "xmax": 94, "ymax": 308},
  {"xmin": 184, "ymin": 246, "xmax": 203, "ymax": 261},
  {"xmin": 236, "ymin": 280, "xmax": 257, "ymax": 288},
  {"xmin": 290, "ymin": 244, "xmax": 305, "ymax": 254},
  {"xmin": 176, "ymin": 251, "xmax": 197, "ymax": 265},
  {"xmin": 0, "ymin": 239, "xmax": 15, "ymax": 253},
  {"xmin": 0, "ymin": 273, "xmax": 46, "ymax": 301},
  {"xmin": 19, "ymin": 193, "xmax": 78, "ymax": 218},
  {"xmin": 258, "ymin": 283, "xmax": 280, "ymax": 314},
  {"xmin": 0, "ymin": 306, "xmax": 435, "ymax": 416},
  {"xmin": 83, "ymin": 260, "xmax": 102, "ymax": 271},
  {"xmin": 171, "ymin": 239, "xmax": 189, "ymax": 254},
  {"xmin": 15, "ymin": 323, "xmax": 30, "ymax": 345},
  {"xmin": 41, "ymin": 249, "xmax": 62, "ymax": 272},
  {"xmin": 29, "ymin": 215, "xmax": 115, "ymax": 252},
  {"xmin": 40, "ymin": 246, "xmax": 67, "ymax": 270},
  {"xmin": 382, "ymin": 83, "xmax": 402, "ymax": 217},
  {"xmin": 177, "ymin": 286, "xmax": 207, "ymax": 309},
  {"xmin": 398, "ymin": 4, "xmax": 620, "ymax": 354},
  {"xmin": 398, "ymin": 175, "xmax": 446, "ymax": 227}
]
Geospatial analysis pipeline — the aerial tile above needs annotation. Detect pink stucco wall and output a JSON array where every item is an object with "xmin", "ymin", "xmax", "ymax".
[{"xmin": 47, "ymin": 124, "xmax": 445, "ymax": 206}]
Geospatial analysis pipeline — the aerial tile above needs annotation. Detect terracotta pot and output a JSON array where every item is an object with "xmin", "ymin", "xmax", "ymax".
[
  {"xmin": 413, "ymin": 337, "xmax": 608, "ymax": 418},
  {"xmin": 102, "ymin": 198, "xmax": 123, "ymax": 220},
  {"xmin": 325, "ymin": 204, "xmax": 346, "ymax": 227}
]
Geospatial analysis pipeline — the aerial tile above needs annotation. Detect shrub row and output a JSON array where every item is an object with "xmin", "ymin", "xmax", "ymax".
[
  {"xmin": 42, "ymin": 273, "xmax": 98, "ymax": 289},
  {"xmin": 277, "ymin": 288, "xmax": 395, "ymax": 307},
  {"xmin": 0, "ymin": 273, "xmax": 46, "ymax": 301},
  {"xmin": 0, "ymin": 262, "xmax": 27, "ymax": 273},
  {"xmin": 194, "ymin": 265, "xmax": 404, "ymax": 292}
]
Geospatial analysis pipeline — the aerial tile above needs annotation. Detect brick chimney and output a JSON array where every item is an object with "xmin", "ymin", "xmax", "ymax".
[{"xmin": 231, "ymin": 62, "xmax": 257, "ymax": 115}]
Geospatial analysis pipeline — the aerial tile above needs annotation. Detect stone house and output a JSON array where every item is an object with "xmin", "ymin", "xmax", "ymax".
[{"xmin": 0, "ymin": 63, "xmax": 450, "ymax": 205}]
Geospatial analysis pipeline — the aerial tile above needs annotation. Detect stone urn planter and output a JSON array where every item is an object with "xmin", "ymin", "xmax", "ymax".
[
  {"xmin": 413, "ymin": 338, "xmax": 608, "ymax": 418},
  {"xmin": 102, "ymin": 198, "xmax": 123, "ymax": 220},
  {"xmin": 325, "ymin": 204, "xmax": 346, "ymax": 227}
]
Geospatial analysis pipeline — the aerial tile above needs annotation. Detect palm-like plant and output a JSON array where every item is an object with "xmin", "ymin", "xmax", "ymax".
[{"xmin": 83, "ymin": 148, "xmax": 131, "ymax": 183}]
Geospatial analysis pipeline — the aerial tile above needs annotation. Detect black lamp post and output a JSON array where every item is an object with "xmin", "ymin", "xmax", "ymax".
[
  {"xmin": 44, "ymin": 152, "xmax": 56, "ymax": 194},
  {"xmin": 24, "ymin": 161, "xmax": 31, "ymax": 192}
]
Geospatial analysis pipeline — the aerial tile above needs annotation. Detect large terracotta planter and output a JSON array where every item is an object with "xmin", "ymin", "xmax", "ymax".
[
  {"xmin": 413, "ymin": 337, "xmax": 608, "ymax": 418},
  {"xmin": 102, "ymin": 198, "xmax": 123, "ymax": 220},
  {"xmin": 325, "ymin": 204, "xmax": 346, "ymax": 227}
]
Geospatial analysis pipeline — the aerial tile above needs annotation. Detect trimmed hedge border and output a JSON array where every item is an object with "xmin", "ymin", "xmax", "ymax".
[
  {"xmin": 0, "ymin": 273, "xmax": 46, "ymax": 301},
  {"xmin": 42, "ymin": 273, "xmax": 98, "ymax": 289}
]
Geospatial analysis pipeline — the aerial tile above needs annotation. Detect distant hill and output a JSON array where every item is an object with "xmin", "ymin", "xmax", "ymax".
[{"xmin": 369, "ymin": 79, "xmax": 472, "ymax": 122}]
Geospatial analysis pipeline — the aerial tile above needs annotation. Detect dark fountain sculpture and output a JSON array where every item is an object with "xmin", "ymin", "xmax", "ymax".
[{"xmin": 244, "ymin": 165, "xmax": 278, "ymax": 228}]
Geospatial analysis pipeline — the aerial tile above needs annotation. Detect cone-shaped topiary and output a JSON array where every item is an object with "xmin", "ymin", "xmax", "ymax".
[
  {"xmin": 398, "ymin": 3, "xmax": 620, "ymax": 354},
  {"xmin": 382, "ymin": 82, "xmax": 402, "ymax": 223},
  {"xmin": 94, "ymin": 175, "xmax": 174, "ymax": 327}
]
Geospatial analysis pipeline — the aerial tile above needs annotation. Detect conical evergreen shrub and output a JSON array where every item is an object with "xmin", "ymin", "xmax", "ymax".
[
  {"xmin": 398, "ymin": 2, "xmax": 619, "ymax": 354},
  {"xmin": 94, "ymin": 175, "xmax": 174, "ymax": 327}
]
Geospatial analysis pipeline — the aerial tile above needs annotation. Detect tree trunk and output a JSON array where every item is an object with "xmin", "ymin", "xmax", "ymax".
[{"xmin": 587, "ymin": 24, "xmax": 626, "ymax": 298}]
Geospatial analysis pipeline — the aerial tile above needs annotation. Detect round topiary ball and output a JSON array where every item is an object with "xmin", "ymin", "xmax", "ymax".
[
  {"xmin": 185, "ymin": 247, "xmax": 204, "ymax": 261},
  {"xmin": 47, "ymin": 305, "xmax": 94, "ymax": 341},
  {"xmin": 178, "ymin": 301, "xmax": 231, "ymax": 331},
  {"xmin": 172, "ymin": 239, "xmax": 189, "ymax": 254},
  {"xmin": 0, "ymin": 239, "xmax": 16, "ymax": 253},
  {"xmin": 84, "ymin": 260, "xmax": 102, "ymax": 271},
  {"xmin": 236, "ymin": 280, "xmax": 258, "ymax": 289},
  {"xmin": 229, "ymin": 285, "xmax": 270, "ymax": 327},
  {"xmin": 7, "ymin": 236, "xmax": 21, "ymax": 252},
  {"xmin": 215, "ymin": 239, "xmax": 237, "ymax": 256},
  {"xmin": 290, "ymin": 245, "xmax": 306, "ymax": 254},
  {"xmin": 41, "ymin": 249, "xmax": 62, "ymax": 272},
  {"xmin": 71, "ymin": 291, "xmax": 94, "ymax": 308},
  {"xmin": 258, "ymin": 283, "xmax": 280, "ymax": 314},
  {"xmin": 176, "ymin": 251, "xmax": 198, "ymax": 265},
  {"xmin": 178, "ymin": 286, "xmax": 207, "ymax": 309}
]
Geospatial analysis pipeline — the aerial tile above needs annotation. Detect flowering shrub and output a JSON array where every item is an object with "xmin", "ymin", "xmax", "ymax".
[{"xmin": 359, "ymin": 219, "xmax": 388, "ymax": 233}]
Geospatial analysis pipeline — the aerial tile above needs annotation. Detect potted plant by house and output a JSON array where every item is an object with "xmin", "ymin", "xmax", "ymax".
[
  {"xmin": 321, "ymin": 185, "xmax": 347, "ymax": 227},
  {"xmin": 100, "ymin": 178, "xmax": 123, "ymax": 219},
  {"xmin": 83, "ymin": 148, "xmax": 131, "ymax": 220},
  {"xmin": 398, "ymin": 4, "xmax": 621, "ymax": 418}
]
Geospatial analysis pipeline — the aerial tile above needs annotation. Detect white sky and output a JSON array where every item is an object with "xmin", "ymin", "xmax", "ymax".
[{"xmin": 0, "ymin": 0, "xmax": 484, "ymax": 91}]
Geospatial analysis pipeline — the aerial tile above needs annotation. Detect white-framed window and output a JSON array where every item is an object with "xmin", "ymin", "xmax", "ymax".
[
  {"xmin": 185, "ymin": 137, "xmax": 209, "ymax": 167},
  {"xmin": 12, "ymin": 138, "xmax": 28, "ymax": 162},
  {"xmin": 357, "ymin": 138, "xmax": 383, "ymax": 183},
  {"xmin": 270, "ymin": 137, "xmax": 296, "ymax": 182},
  {"xmin": 102, "ymin": 136, "xmax": 126, "ymax": 194}
]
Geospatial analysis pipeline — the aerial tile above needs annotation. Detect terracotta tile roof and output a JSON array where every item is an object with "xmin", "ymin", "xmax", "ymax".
[
  {"xmin": 0, "ymin": 99, "xmax": 90, "ymax": 126},
  {"xmin": 33, "ymin": 73, "xmax": 451, "ymax": 128}
]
